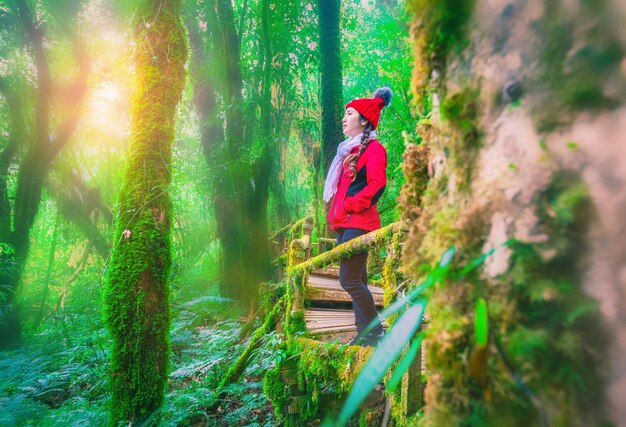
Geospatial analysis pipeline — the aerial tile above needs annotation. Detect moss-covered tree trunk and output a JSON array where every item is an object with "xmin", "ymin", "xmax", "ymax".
[
  {"xmin": 186, "ymin": 0, "xmax": 280, "ymax": 308},
  {"xmin": 102, "ymin": 0, "xmax": 187, "ymax": 423},
  {"xmin": 244, "ymin": 0, "xmax": 274, "ymax": 298},
  {"xmin": 212, "ymin": 0, "xmax": 253, "ymax": 304},
  {"xmin": 318, "ymin": 0, "xmax": 343, "ymax": 236},
  {"xmin": 318, "ymin": 0, "xmax": 343, "ymax": 173},
  {"xmin": 404, "ymin": 0, "xmax": 625, "ymax": 425}
]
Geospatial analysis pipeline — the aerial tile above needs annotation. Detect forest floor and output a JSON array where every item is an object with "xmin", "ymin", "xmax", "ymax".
[{"xmin": 0, "ymin": 292, "xmax": 279, "ymax": 426}]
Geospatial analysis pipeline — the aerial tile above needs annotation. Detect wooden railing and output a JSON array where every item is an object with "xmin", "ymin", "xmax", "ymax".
[
  {"xmin": 263, "ymin": 218, "xmax": 423, "ymax": 423},
  {"xmin": 287, "ymin": 216, "xmax": 314, "ymax": 267},
  {"xmin": 286, "ymin": 221, "xmax": 405, "ymax": 316}
]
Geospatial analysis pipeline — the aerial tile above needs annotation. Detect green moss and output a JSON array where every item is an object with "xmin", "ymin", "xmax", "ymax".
[
  {"xmin": 102, "ymin": 1, "xmax": 187, "ymax": 424},
  {"xmin": 421, "ymin": 171, "xmax": 607, "ymax": 427},
  {"xmin": 440, "ymin": 87, "xmax": 482, "ymax": 190},
  {"xmin": 399, "ymin": 90, "xmax": 492, "ymax": 424},
  {"xmin": 289, "ymin": 221, "xmax": 403, "ymax": 276},
  {"xmin": 493, "ymin": 237, "xmax": 608, "ymax": 426},
  {"xmin": 260, "ymin": 281, "xmax": 286, "ymax": 315},
  {"xmin": 534, "ymin": 0, "xmax": 623, "ymax": 131},
  {"xmin": 264, "ymin": 337, "xmax": 374, "ymax": 424},
  {"xmin": 409, "ymin": 0, "xmax": 476, "ymax": 101},
  {"xmin": 543, "ymin": 179, "xmax": 589, "ymax": 227},
  {"xmin": 286, "ymin": 309, "xmax": 307, "ymax": 337},
  {"xmin": 382, "ymin": 231, "xmax": 404, "ymax": 308},
  {"xmin": 287, "ymin": 216, "xmax": 314, "ymax": 267},
  {"xmin": 399, "ymin": 142, "xmax": 430, "ymax": 226},
  {"xmin": 265, "ymin": 221, "xmax": 409, "ymax": 424}
]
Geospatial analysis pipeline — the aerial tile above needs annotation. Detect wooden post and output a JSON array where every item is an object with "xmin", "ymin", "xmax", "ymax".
[
  {"xmin": 402, "ymin": 327, "xmax": 424, "ymax": 417},
  {"xmin": 288, "ymin": 216, "xmax": 314, "ymax": 267}
]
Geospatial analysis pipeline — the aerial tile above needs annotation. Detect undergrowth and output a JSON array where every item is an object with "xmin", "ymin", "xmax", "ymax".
[{"xmin": 0, "ymin": 290, "xmax": 281, "ymax": 426}]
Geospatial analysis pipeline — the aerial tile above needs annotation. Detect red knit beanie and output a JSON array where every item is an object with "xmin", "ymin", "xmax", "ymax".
[{"xmin": 345, "ymin": 87, "xmax": 392, "ymax": 130}]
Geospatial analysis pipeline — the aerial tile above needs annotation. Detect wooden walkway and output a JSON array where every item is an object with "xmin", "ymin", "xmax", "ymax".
[
  {"xmin": 264, "ymin": 219, "xmax": 423, "ymax": 423},
  {"xmin": 305, "ymin": 268, "xmax": 385, "ymax": 343}
]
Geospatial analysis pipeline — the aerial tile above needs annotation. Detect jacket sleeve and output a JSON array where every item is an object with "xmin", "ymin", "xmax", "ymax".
[{"xmin": 344, "ymin": 143, "xmax": 387, "ymax": 214}]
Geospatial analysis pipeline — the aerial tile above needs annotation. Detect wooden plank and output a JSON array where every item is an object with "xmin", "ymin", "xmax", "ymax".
[
  {"xmin": 312, "ymin": 265, "xmax": 340, "ymax": 278},
  {"xmin": 307, "ymin": 274, "xmax": 384, "ymax": 306},
  {"xmin": 305, "ymin": 308, "xmax": 387, "ymax": 336},
  {"xmin": 305, "ymin": 308, "xmax": 355, "ymax": 334}
]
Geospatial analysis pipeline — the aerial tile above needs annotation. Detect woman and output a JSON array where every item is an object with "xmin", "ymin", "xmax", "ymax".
[{"xmin": 323, "ymin": 87, "xmax": 392, "ymax": 346}]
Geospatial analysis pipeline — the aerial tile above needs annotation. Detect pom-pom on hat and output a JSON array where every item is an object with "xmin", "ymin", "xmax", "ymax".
[{"xmin": 345, "ymin": 87, "xmax": 393, "ymax": 130}]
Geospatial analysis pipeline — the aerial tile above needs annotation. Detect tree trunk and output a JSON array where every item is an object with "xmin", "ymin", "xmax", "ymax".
[
  {"xmin": 318, "ymin": 0, "xmax": 344, "ymax": 237},
  {"xmin": 0, "ymin": 0, "xmax": 88, "ymax": 349},
  {"xmin": 213, "ymin": 0, "xmax": 253, "ymax": 302},
  {"xmin": 102, "ymin": 0, "xmax": 187, "ymax": 423},
  {"xmin": 31, "ymin": 211, "xmax": 61, "ymax": 332},
  {"xmin": 4, "ymin": 151, "xmax": 51, "ymax": 341},
  {"xmin": 244, "ymin": 0, "xmax": 274, "ymax": 304},
  {"xmin": 318, "ymin": 0, "xmax": 344, "ymax": 174}
]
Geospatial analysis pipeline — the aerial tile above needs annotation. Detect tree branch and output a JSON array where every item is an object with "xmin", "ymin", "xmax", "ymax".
[{"xmin": 15, "ymin": 0, "xmax": 51, "ymax": 149}]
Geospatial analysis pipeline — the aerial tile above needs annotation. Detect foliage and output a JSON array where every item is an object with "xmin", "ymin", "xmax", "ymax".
[
  {"xmin": 341, "ymin": 1, "xmax": 419, "ymax": 226},
  {"xmin": 0, "ymin": 319, "xmax": 109, "ymax": 427},
  {"xmin": 0, "ymin": 286, "xmax": 283, "ymax": 426}
]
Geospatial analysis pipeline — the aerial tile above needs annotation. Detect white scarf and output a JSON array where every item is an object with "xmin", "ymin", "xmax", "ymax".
[{"xmin": 323, "ymin": 131, "xmax": 376, "ymax": 203}]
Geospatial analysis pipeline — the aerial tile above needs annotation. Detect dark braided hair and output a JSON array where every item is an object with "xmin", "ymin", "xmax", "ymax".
[{"xmin": 343, "ymin": 116, "xmax": 374, "ymax": 181}]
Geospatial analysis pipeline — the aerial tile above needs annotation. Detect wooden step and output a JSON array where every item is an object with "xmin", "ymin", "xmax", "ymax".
[
  {"xmin": 311, "ymin": 265, "xmax": 340, "ymax": 278},
  {"xmin": 305, "ymin": 308, "xmax": 357, "ymax": 344},
  {"xmin": 307, "ymin": 274, "xmax": 384, "ymax": 307},
  {"xmin": 305, "ymin": 308, "xmax": 387, "ymax": 344}
]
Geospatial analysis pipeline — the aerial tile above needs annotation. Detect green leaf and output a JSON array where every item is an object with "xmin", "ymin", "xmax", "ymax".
[
  {"xmin": 475, "ymin": 297, "xmax": 488, "ymax": 347},
  {"xmin": 439, "ymin": 246, "xmax": 456, "ymax": 268},
  {"xmin": 386, "ymin": 332, "xmax": 424, "ymax": 393},
  {"xmin": 458, "ymin": 239, "xmax": 516, "ymax": 277},
  {"xmin": 564, "ymin": 301, "xmax": 598, "ymax": 326},
  {"xmin": 332, "ymin": 300, "xmax": 426, "ymax": 426},
  {"xmin": 360, "ymin": 277, "xmax": 433, "ymax": 337},
  {"xmin": 361, "ymin": 247, "xmax": 456, "ymax": 337}
]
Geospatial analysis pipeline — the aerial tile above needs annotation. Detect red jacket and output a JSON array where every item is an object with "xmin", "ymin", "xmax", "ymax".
[{"xmin": 327, "ymin": 139, "xmax": 387, "ymax": 232}]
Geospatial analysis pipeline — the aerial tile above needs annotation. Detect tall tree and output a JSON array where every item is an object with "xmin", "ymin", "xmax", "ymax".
[
  {"xmin": 102, "ymin": 0, "xmax": 187, "ymax": 423},
  {"xmin": 185, "ymin": 0, "xmax": 298, "ymax": 308},
  {"xmin": 318, "ymin": 0, "xmax": 344, "ymax": 234},
  {"xmin": 212, "ymin": 0, "xmax": 253, "ymax": 303},
  {"xmin": 0, "ymin": 0, "xmax": 88, "ymax": 348},
  {"xmin": 319, "ymin": 0, "xmax": 344, "ymax": 170}
]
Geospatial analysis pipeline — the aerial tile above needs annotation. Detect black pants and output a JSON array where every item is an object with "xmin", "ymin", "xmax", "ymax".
[{"xmin": 337, "ymin": 228, "xmax": 384, "ymax": 335}]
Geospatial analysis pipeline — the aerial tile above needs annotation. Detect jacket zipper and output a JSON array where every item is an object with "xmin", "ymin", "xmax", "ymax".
[{"xmin": 347, "ymin": 214, "xmax": 351, "ymax": 224}]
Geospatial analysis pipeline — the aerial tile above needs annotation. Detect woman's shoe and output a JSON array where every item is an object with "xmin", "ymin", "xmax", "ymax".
[
  {"xmin": 362, "ymin": 331, "xmax": 385, "ymax": 347},
  {"xmin": 349, "ymin": 335, "xmax": 364, "ymax": 346}
]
